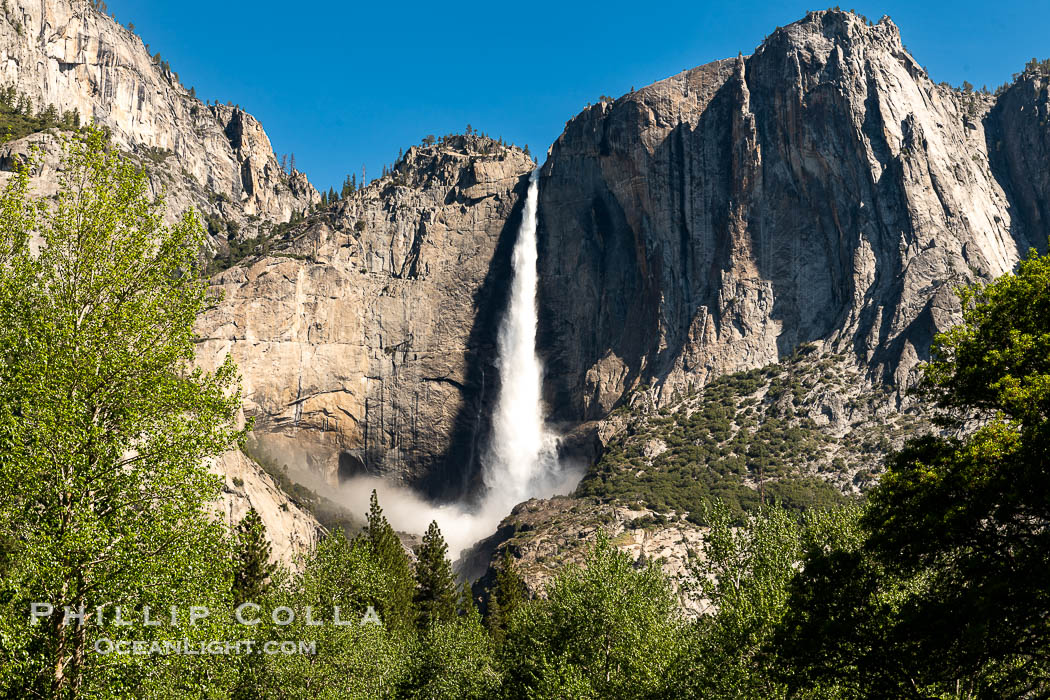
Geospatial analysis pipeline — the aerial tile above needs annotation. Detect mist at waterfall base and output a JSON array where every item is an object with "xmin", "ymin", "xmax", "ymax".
[{"xmin": 335, "ymin": 169, "xmax": 581, "ymax": 558}]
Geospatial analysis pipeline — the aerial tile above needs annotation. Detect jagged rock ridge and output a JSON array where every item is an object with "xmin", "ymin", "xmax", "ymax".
[
  {"xmin": 0, "ymin": 0, "xmax": 325, "ymax": 567},
  {"xmin": 0, "ymin": 0, "xmax": 317, "ymax": 240}
]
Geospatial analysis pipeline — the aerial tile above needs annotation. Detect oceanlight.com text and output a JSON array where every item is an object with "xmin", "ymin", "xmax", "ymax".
[{"xmin": 92, "ymin": 639, "xmax": 317, "ymax": 656}]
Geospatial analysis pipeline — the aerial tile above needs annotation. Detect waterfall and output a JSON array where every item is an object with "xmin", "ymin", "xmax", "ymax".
[
  {"xmin": 481, "ymin": 168, "xmax": 560, "ymax": 513},
  {"xmin": 337, "ymin": 168, "xmax": 579, "ymax": 560}
]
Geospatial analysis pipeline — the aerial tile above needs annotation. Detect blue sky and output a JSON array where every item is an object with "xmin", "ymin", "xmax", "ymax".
[{"xmin": 104, "ymin": 1, "xmax": 1050, "ymax": 193}]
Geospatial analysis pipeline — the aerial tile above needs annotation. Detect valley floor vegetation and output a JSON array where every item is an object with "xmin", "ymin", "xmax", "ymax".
[{"xmin": 0, "ymin": 132, "xmax": 1047, "ymax": 698}]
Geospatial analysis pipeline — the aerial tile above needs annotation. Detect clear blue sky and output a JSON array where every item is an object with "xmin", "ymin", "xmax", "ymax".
[{"xmin": 104, "ymin": 1, "xmax": 1050, "ymax": 193}]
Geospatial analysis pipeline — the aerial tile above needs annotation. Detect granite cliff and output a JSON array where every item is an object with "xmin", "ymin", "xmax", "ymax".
[
  {"xmin": 0, "ymin": 0, "xmax": 317, "ymax": 243},
  {"xmin": 536, "ymin": 10, "xmax": 1045, "ymax": 428},
  {"xmin": 201, "ymin": 10, "xmax": 1050, "ymax": 519},
  {"xmin": 467, "ymin": 10, "xmax": 1050, "ymax": 596},
  {"xmin": 196, "ymin": 136, "xmax": 536, "ymax": 498}
]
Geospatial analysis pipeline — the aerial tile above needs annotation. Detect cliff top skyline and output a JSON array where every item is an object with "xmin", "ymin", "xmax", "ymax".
[{"xmin": 102, "ymin": 0, "xmax": 1049, "ymax": 193}]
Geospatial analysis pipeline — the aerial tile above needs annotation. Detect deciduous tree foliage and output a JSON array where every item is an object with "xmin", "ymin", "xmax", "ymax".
[
  {"xmin": 779, "ymin": 250, "xmax": 1050, "ymax": 696},
  {"xmin": 865, "ymin": 250, "xmax": 1050, "ymax": 689},
  {"xmin": 670, "ymin": 501, "xmax": 863, "ymax": 699},
  {"xmin": 500, "ymin": 533, "xmax": 684, "ymax": 700},
  {"xmin": 245, "ymin": 529, "xmax": 413, "ymax": 699},
  {"xmin": 0, "ymin": 129, "xmax": 244, "ymax": 697}
]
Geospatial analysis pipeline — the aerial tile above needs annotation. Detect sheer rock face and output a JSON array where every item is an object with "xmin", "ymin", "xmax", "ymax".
[
  {"xmin": 0, "ymin": 0, "xmax": 317, "ymax": 235},
  {"xmin": 987, "ymin": 70, "xmax": 1050, "ymax": 242},
  {"xmin": 197, "ymin": 139, "xmax": 536, "ymax": 497},
  {"xmin": 537, "ymin": 10, "xmax": 1043, "ymax": 425},
  {"xmin": 202, "ymin": 11, "xmax": 1050, "ymax": 501}
]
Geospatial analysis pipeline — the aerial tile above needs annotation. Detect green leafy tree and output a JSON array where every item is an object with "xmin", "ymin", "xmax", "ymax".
[
  {"xmin": 678, "ymin": 502, "xmax": 801, "ymax": 698},
  {"xmin": 500, "ymin": 533, "xmax": 683, "ymax": 699},
  {"xmin": 406, "ymin": 605, "xmax": 501, "ymax": 700},
  {"xmin": 413, "ymin": 520, "xmax": 457, "ymax": 632},
  {"xmin": 779, "ymin": 251, "xmax": 1050, "ymax": 697},
  {"xmin": 246, "ymin": 530, "xmax": 413, "ymax": 699},
  {"xmin": 668, "ymin": 502, "xmax": 859, "ymax": 698},
  {"xmin": 232, "ymin": 507, "xmax": 275, "ymax": 606},
  {"xmin": 862, "ymin": 250, "xmax": 1050, "ymax": 690},
  {"xmin": 774, "ymin": 536, "xmax": 920, "ymax": 697},
  {"xmin": 366, "ymin": 490, "xmax": 416, "ymax": 632},
  {"xmin": 0, "ymin": 129, "xmax": 244, "ymax": 697}
]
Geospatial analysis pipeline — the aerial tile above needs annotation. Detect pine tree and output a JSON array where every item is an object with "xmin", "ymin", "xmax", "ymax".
[
  {"xmin": 458, "ymin": 580, "xmax": 479, "ymax": 617},
  {"xmin": 366, "ymin": 490, "xmax": 416, "ymax": 631},
  {"xmin": 41, "ymin": 104, "xmax": 58, "ymax": 127},
  {"xmin": 414, "ymin": 520, "xmax": 457, "ymax": 632},
  {"xmin": 231, "ymin": 508, "xmax": 277, "ymax": 700},
  {"xmin": 289, "ymin": 153, "xmax": 296, "ymax": 173},
  {"xmin": 486, "ymin": 549, "xmax": 526, "ymax": 641},
  {"xmin": 328, "ymin": 186, "xmax": 336, "ymax": 204},
  {"xmin": 232, "ymin": 508, "xmax": 275, "ymax": 606}
]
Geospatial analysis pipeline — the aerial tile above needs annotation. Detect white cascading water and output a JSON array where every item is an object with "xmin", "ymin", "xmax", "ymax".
[
  {"xmin": 480, "ymin": 168, "xmax": 560, "ymax": 514},
  {"xmin": 334, "ymin": 167, "xmax": 579, "ymax": 559}
]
